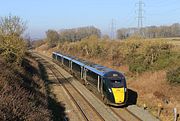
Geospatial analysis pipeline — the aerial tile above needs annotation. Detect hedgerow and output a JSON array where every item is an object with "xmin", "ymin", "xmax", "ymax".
[
  {"xmin": 57, "ymin": 36, "xmax": 180, "ymax": 83},
  {"xmin": 59, "ymin": 36, "xmax": 178, "ymax": 71}
]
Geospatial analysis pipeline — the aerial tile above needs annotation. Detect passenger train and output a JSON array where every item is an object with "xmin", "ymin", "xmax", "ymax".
[{"xmin": 52, "ymin": 52, "xmax": 128, "ymax": 106}]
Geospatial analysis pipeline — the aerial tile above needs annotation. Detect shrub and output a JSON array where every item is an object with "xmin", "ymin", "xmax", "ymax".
[
  {"xmin": 0, "ymin": 15, "xmax": 27, "ymax": 65},
  {"xmin": 0, "ymin": 35, "xmax": 26, "ymax": 64},
  {"xmin": 167, "ymin": 67, "xmax": 180, "ymax": 84},
  {"xmin": 129, "ymin": 54, "xmax": 146, "ymax": 73},
  {"xmin": 127, "ymin": 40, "xmax": 174, "ymax": 73},
  {"xmin": 57, "ymin": 38, "xmax": 178, "ymax": 74}
]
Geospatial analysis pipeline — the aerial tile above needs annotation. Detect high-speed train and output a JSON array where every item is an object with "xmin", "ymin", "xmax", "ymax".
[{"xmin": 52, "ymin": 52, "xmax": 128, "ymax": 106}]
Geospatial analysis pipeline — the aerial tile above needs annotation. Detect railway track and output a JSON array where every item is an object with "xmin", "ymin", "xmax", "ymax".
[
  {"xmin": 39, "ymin": 58, "xmax": 105, "ymax": 121},
  {"xmin": 33, "ymin": 52, "xmax": 144, "ymax": 121},
  {"xmin": 48, "ymin": 57, "xmax": 142, "ymax": 121},
  {"xmin": 110, "ymin": 107, "xmax": 142, "ymax": 121}
]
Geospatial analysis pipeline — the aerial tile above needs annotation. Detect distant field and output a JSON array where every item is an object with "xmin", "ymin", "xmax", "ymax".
[
  {"xmin": 169, "ymin": 40, "xmax": 180, "ymax": 46},
  {"xmin": 146, "ymin": 37, "xmax": 180, "ymax": 46},
  {"xmin": 146, "ymin": 37, "xmax": 179, "ymax": 40}
]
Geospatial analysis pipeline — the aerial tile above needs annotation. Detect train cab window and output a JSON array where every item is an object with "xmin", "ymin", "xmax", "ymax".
[{"xmin": 109, "ymin": 79, "xmax": 125, "ymax": 88}]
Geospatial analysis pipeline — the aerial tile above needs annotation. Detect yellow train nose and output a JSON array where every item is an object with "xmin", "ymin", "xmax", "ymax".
[{"xmin": 111, "ymin": 88, "xmax": 125, "ymax": 103}]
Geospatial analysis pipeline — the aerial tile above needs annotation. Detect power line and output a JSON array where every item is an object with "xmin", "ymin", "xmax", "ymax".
[
  {"xmin": 136, "ymin": 0, "xmax": 145, "ymax": 35},
  {"xmin": 136, "ymin": 0, "xmax": 145, "ymax": 29},
  {"xmin": 110, "ymin": 19, "xmax": 116, "ymax": 40}
]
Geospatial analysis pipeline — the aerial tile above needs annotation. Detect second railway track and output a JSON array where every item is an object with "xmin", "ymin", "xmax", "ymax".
[
  {"xmin": 110, "ymin": 107, "xmax": 142, "ymax": 121},
  {"xmin": 39, "ymin": 58, "xmax": 105, "ymax": 121}
]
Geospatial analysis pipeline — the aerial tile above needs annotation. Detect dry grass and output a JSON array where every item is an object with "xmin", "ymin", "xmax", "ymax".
[
  {"xmin": 0, "ymin": 55, "xmax": 52, "ymax": 121},
  {"xmin": 128, "ymin": 70, "xmax": 180, "ymax": 121}
]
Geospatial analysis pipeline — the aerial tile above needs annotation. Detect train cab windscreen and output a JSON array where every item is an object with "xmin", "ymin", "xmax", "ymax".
[{"xmin": 108, "ymin": 79, "xmax": 125, "ymax": 88}]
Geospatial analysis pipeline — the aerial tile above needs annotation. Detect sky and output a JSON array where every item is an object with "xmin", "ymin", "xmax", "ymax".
[{"xmin": 0, "ymin": 0, "xmax": 180, "ymax": 39}]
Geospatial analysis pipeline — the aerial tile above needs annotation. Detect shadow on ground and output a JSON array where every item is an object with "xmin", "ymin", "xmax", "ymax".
[
  {"xmin": 38, "ymin": 59, "xmax": 69, "ymax": 121},
  {"xmin": 126, "ymin": 88, "xmax": 138, "ymax": 106}
]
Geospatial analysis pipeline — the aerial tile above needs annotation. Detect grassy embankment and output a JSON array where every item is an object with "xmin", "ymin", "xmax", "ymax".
[
  {"xmin": 0, "ymin": 54, "xmax": 51, "ymax": 120},
  {"xmin": 36, "ymin": 36, "xmax": 180, "ymax": 121},
  {"xmin": 0, "ymin": 14, "xmax": 67, "ymax": 120}
]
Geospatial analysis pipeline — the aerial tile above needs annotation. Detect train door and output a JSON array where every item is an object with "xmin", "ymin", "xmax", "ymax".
[
  {"xmin": 62, "ymin": 58, "xmax": 64, "ymax": 65},
  {"xmin": 69, "ymin": 60, "xmax": 72, "ymax": 70},
  {"xmin": 81, "ymin": 66, "xmax": 83, "ymax": 79},
  {"xmin": 100, "ymin": 78, "xmax": 105, "ymax": 95},
  {"xmin": 97, "ymin": 75, "xmax": 102, "ymax": 92},
  {"xmin": 100, "ymin": 77, "xmax": 103, "ymax": 93},
  {"xmin": 83, "ymin": 68, "xmax": 87, "ymax": 85},
  {"xmin": 101, "ymin": 78, "xmax": 109, "ymax": 104}
]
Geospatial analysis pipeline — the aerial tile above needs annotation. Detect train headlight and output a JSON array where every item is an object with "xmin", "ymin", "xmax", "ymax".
[
  {"xmin": 124, "ymin": 88, "xmax": 127, "ymax": 92},
  {"xmin": 108, "ymin": 88, "xmax": 112, "ymax": 93}
]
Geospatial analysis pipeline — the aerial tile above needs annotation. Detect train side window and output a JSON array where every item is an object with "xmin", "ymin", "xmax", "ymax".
[{"xmin": 102, "ymin": 78, "xmax": 106, "ymax": 84}]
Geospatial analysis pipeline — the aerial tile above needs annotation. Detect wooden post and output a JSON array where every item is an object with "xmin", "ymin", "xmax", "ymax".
[
  {"xmin": 143, "ymin": 103, "xmax": 147, "ymax": 110},
  {"xmin": 158, "ymin": 103, "xmax": 162, "ymax": 119},
  {"xmin": 173, "ymin": 108, "xmax": 177, "ymax": 121}
]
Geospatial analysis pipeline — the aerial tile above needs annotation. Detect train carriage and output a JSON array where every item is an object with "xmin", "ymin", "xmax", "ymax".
[
  {"xmin": 62, "ymin": 56, "xmax": 72, "ymax": 67},
  {"xmin": 52, "ymin": 52, "xmax": 63, "ymax": 64},
  {"xmin": 52, "ymin": 52, "xmax": 56, "ymax": 59},
  {"xmin": 52, "ymin": 52, "xmax": 127, "ymax": 106},
  {"xmin": 84, "ymin": 65, "xmax": 102, "ymax": 90},
  {"xmin": 84, "ymin": 64, "xmax": 127, "ymax": 105},
  {"xmin": 71, "ymin": 59, "xmax": 85, "ymax": 79}
]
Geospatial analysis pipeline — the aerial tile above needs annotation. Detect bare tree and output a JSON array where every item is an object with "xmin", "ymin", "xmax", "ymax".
[
  {"xmin": 46, "ymin": 29, "xmax": 59, "ymax": 48},
  {"xmin": 0, "ymin": 14, "xmax": 26, "ymax": 37},
  {"xmin": 59, "ymin": 26, "xmax": 101, "ymax": 42},
  {"xmin": 117, "ymin": 23, "xmax": 180, "ymax": 39}
]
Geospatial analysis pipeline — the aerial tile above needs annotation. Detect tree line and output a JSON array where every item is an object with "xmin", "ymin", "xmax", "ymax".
[
  {"xmin": 46, "ymin": 26, "xmax": 101, "ymax": 47},
  {"xmin": 117, "ymin": 23, "xmax": 180, "ymax": 39}
]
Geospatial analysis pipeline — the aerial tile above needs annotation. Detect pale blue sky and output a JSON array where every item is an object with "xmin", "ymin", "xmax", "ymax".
[{"xmin": 0, "ymin": 0, "xmax": 179, "ymax": 39}]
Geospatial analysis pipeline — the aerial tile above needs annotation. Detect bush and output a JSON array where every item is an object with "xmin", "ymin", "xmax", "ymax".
[
  {"xmin": 127, "ymin": 40, "xmax": 174, "ymax": 73},
  {"xmin": 0, "ymin": 35, "xmax": 26, "ymax": 64},
  {"xmin": 167, "ymin": 67, "xmax": 180, "ymax": 84},
  {"xmin": 129, "ymin": 54, "xmax": 146, "ymax": 73},
  {"xmin": 57, "ymin": 38, "xmax": 179, "ymax": 74},
  {"xmin": 0, "ymin": 15, "xmax": 27, "ymax": 65}
]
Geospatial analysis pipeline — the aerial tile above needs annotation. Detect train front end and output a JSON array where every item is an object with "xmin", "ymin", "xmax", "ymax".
[{"xmin": 103, "ymin": 71, "xmax": 127, "ymax": 106}]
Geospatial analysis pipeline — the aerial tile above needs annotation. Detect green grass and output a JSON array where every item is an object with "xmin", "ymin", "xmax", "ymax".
[{"xmin": 167, "ymin": 67, "xmax": 180, "ymax": 84}]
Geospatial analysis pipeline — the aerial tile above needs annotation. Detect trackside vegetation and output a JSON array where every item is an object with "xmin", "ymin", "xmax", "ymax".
[
  {"xmin": 0, "ymin": 15, "xmax": 52, "ymax": 120},
  {"xmin": 56, "ymin": 35, "xmax": 180, "ymax": 84},
  {"xmin": 0, "ymin": 15, "xmax": 26, "ymax": 65},
  {"xmin": 167, "ymin": 67, "xmax": 180, "ymax": 84}
]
